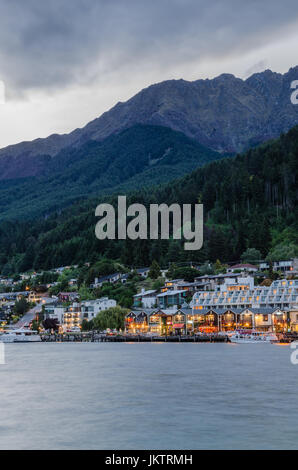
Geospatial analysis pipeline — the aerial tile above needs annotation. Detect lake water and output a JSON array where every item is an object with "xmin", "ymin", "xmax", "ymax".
[{"xmin": 0, "ymin": 342, "xmax": 297, "ymax": 450}]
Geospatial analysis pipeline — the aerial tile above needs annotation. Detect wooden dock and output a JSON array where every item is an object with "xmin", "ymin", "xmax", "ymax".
[
  {"xmin": 41, "ymin": 333, "xmax": 230, "ymax": 343},
  {"xmin": 101, "ymin": 334, "xmax": 229, "ymax": 343}
]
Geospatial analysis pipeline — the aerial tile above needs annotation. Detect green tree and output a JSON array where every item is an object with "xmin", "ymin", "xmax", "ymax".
[
  {"xmin": 148, "ymin": 260, "xmax": 161, "ymax": 279},
  {"xmin": 78, "ymin": 285, "xmax": 95, "ymax": 301},
  {"xmin": 214, "ymin": 259, "xmax": 226, "ymax": 274},
  {"xmin": 266, "ymin": 243, "xmax": 298, "ymax": 262},
  {"xmin": 169, "ymin": 266, "xmax": 200, "ymax": 282},
  {"xmin": 167, "ymin": 263, "xmax": 178, "ymax": 279},
  {"xmin": 93, "ymin": 306, "xmax": 129, "ymax": 331},
  {"xmin": 119, "ymin": 295, "xmax": 133, "ymax": 308},
  {"xmin": 153, "ymin": 279, "xmax": 164, "ymax": 290},
  {"xmin": 31, "ymin": 320, "xmax": 40, "ymax": 331},
  {"xmin": 241, "ymin": 248, "xmax": 262, "ymax": 264},
  {"xmin": 199, "ymin": 262, "xmax": 214, "ymax": 275},
  {"xmin": 14, "ymin": 296, "xmax": 29, "ymax": 316},
  {"xmin": 81, "ymin": 319, "xmax": 94, "ymax": 331}
]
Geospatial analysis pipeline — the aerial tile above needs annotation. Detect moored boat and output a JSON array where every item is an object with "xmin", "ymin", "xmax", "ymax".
[
  {"xmin": 0, "ymin": 328, "xmax": 41, "ymax": 343},
  {"xmin": 230, "ymin": 330, "xmax": 278, "ymax": 343},
  {"xmin": 0, "ymin": 333, "xmax": 15, "ymax": 343}
]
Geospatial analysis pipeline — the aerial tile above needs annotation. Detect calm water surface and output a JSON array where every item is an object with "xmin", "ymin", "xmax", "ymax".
[{"xmin": 0, "ymin": 342, "xmax": 297, "ymax": 450}]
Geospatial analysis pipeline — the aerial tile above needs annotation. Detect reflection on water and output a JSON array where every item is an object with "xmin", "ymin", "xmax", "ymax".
[{"xmin": 0, "ymin": 342, "xmax": 297, "ymax": 450}]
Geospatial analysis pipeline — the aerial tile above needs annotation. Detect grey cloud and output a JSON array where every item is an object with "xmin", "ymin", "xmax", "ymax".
[
  {"xmin": 244, "ymin": 60, "xmax": 269, "ymax": 78},
  {"xmin": 0, "ymin": 0, "xmax": 298, "ymax": 97}
]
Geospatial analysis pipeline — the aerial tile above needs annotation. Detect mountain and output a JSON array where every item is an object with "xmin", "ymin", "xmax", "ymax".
[
  {"xmin": 0, "ymin": 125, "xmax": 221, "ymax": 219},
  {"xmin": 0, "ymin": 125, "xmax": 297, "ymax": 274},
  {"xmin": 1, "ymin": 66, "xmax": 298, "ymax": 180}
]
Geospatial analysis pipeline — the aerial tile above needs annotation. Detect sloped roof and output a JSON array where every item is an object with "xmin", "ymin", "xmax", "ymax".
[
  {"xmin": 179, "ymin": 308, "xmax": 193, "ymax": 315},
  {"xmin": 192, "ymin": 308, "xmax": 210, "ymax": 315},
  {"xmin": 229, "ymin": 264, "xmax": 257, "ymax": 269},
  {"xmin": 126, "ymin": 309, "xmax": 157, "ymax": 318},
  {"xmin": 242, "ymin": 307, "xmax": 276, "ymax": 314},
  {"xmin": 157, "ymin": 289, "xmax": 185, "ymax": 297},
  {"xmin": 133, "ymin": 290, "xmax": 157, "ymax": 297}
]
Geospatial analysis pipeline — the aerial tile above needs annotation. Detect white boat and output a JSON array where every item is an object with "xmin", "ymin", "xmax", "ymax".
[
  {"xmin": 230, "ymin": 330, "xmax": 278, "ymax": 343},
  {"xmin": 0, "ymin": 333, "xmax": 15, "ymax": 343},
  {"xmin": 0, "ymin": 328, "xmax": 41, "ymax": 343}
]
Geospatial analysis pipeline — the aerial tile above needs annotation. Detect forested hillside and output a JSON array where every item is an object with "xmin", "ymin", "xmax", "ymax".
[
  {"xmin": 0, "ymin": 126, "xmax": 297, "ymax": 274},
  {"xmin": 0, "ymin": 125, "xmax": 221, "ymax": 219}
]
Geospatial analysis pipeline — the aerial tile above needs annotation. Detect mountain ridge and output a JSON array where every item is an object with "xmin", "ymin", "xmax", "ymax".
[{"xmin": 1, "ymin": 65, "xmax": 298, "ymax": 180}]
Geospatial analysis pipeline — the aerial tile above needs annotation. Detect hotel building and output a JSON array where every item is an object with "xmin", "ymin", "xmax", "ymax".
[
  {"xmin": 190, "ymin": 277, "xmax": 298, "ymax": 333},
  {"xmin": 125, "ymin": 278, "xmax": 298, "ymax": 335},
  {"xmin": 125, "ymin": 308, "xmax": 191, "ymax": 335},
  {"xmin": 193, "ymin": 277, "xmax": 298, "ymax": 311},
  {"xmin": 44, "ymin": 297, "xmax": 116, "ymax": 331}
]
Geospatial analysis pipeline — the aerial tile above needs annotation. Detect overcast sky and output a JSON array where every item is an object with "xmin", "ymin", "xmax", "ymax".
[{"xmin": 0, "ymin": 0, "xmax": 298, "ymax": 148}]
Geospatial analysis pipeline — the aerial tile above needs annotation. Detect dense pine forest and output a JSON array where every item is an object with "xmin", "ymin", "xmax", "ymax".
[
  {"xmin": 0, "ymin": 125, "xmax": 221, "ymax": 220},
  {"xmin": 0, "ymin": 125, "xmax": 297, "ymax": 275}
]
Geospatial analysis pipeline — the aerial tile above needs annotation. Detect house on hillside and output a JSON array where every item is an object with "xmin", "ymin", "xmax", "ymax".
[
  {"xmin": 259, "ymin": 258, "xmax": 298, "ymax": 275},
  {"xmin": 195, "ymin": 273, "xmax": 245, "ymax": 291},
  {"xmin": 227, "ymin": 264, "xmax": 258, "ymax": 274},
  {"xmin": 133, "ymin": 289, "xmax": 157, "ymax": 309},
  {"xmin": 91, "ymin": 273, "xmax": 122, "ymax": 288},
  {"xmin": 120, "ymin": 273, "xmax": 130, "ymax": 284},
  {"xmin": 58, "ymin": 292, "xmax": 79, "ymax": 303},
  {"xmin": 162, "ymin": 279, "xmax": 203, "ymax": 295},
  {"xmin": 136, "ymin": 268, "xmax": 150, "ymax": 278}
]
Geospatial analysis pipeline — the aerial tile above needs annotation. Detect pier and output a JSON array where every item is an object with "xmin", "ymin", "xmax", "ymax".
[
  {"xmin": 101, "ymin": 334, "xmax": 229, "ymax": 342},
  {"xmin": 40, "ymin": 333, "xmax": 230, "ymax": 343}
]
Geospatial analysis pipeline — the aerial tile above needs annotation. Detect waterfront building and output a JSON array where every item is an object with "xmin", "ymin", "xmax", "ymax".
[
  {"xmin": 125, "ymin": 306, "xmax": 290, "ymax": 335},
  {"xmin": 81, "ymin": 298, "xmax": 116, "ymax": 321},
  {"xmin": 289, "ymin": 307, "xmax": 298, "ymax": 332},
  {"xmin": 125, "ymin": 308, "xmax": 191, "ymax": 335},
  {"xmin": 193, "ymin": 277, "xmax": 298, "ymax": 311},
  {"xmin": 125, "ymin": 310, "xmax": 151, "ymax": 334},
  {"xmin": 63, "ymin": 303, "xmax": 81, "ymax": 330},
  {"xmin": 44, "ymin": 304, "xmax": 65, "ymax": 324},
  {"xmin": 148, "ymin": 308, "xmax": 190, "ymax": 335},
  {"xmin": 188, "ymin": 307, "xmax": 288, "ymax": 333},
  {"xmin": 44, "ymin": 297, "xmax": 117, "ymax": 330}
]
